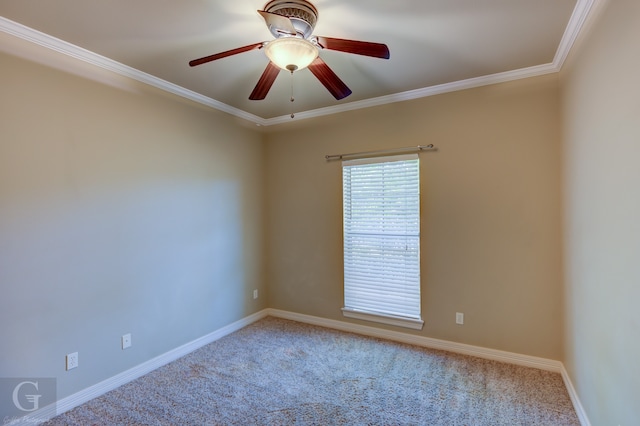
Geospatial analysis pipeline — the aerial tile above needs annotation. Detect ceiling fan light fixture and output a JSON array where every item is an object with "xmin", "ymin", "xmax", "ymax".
[{"xmin": 264, "ymin": 37, "xmax": 318, "ymax": 71}]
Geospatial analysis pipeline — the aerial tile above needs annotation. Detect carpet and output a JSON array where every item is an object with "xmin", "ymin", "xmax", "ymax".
[{"xmin": 43, "ymin": 316, "xmax": 579, "ymax": 425}]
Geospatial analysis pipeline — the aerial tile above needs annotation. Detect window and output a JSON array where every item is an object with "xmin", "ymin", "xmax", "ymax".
[{"xmin": 341, "ymin": 154, "xmax": 423, "ymax": 330}]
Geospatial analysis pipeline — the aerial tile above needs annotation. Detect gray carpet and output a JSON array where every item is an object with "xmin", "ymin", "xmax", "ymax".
[{"xmin": 43, "ymin": 317, "xmax": 579, "ymax": 425}]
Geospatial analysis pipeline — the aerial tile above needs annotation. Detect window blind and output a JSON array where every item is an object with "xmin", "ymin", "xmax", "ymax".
[{"xmin": 342, "ymin": 154, "xmax": 421, "ymax": 322}]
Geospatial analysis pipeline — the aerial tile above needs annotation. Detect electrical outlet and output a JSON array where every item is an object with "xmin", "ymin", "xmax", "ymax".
[
  {"xmin": 122, "ymin": 333, "xmax": 132, "ymax": 349},
  {"xmin": 66, "ymin": 352, "xmax": 78, "ymax": 370},
  {"xmin": 253, "ymin": 289, "xmax": 258, "ymax": 300},
  {"xmin": 456, "ymin": 312, "xmax": 464, "ymax": 325}
]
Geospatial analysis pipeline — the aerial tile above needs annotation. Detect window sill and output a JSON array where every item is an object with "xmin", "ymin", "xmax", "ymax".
[{"xmin": 341, "ymin": 307, "xmax": 424, "ymax": 330}]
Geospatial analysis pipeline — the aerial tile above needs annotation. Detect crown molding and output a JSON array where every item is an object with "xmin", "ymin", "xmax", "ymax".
[
  {"xmin": 0, "ymin": 16, "xmax": 268, "ymax": 126},
  {"xmin": 1, "ymin": 0, "xmax": 595, "ymax": 128},
  {"xmin": 265, "ymin": 0, "xmax": 596, "ymax": 126},
  {"xmin": 553, "ymin": 0, "xmax": 596, "ymax": 68},
  {"xmin": 263, "ymin": 62, "xmax": 559, "ymax": 125}
]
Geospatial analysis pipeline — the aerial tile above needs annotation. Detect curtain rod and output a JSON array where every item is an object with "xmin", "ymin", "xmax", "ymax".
[{"xmin": 325, "ymin": 144, "xmax": 437, "ymax": 161}]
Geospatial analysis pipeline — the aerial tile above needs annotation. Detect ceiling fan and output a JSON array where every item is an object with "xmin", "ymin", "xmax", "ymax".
[{"xmin": 189, "ymin": 0, "xmax": 390, "ymax": 101}]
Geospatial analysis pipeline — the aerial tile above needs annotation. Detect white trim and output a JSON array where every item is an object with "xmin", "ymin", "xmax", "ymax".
[
  {"xmin": 265, "ymin": 63, "xmax": 559, "ymax": 125},
  {"xmin": 19, "ymin": 309, "xmax": 269, "ymax": 425},
  {"xmin": 267, "ymin": 309, "xmax": 561, "ymax": 371},
  {"xmin": 0, "ymin": 16, "xmax": 268, "ymax": 127},
  {"xmin": 268, "ymin": 308, "xmax": 592, "ymax": 425},
  {"xmin": 15, "ymin": 308, "xmax": 591, "ymax": 426},
  {"xmin": 0, "ymin": 0, "xmax": 596, "ymax": 127},
  {"xmin": 553, "ymin": 0, "xmax": 596, "ymax": 68},
  {"xmin": 341, "ymin": 307, "xmax": 424, "ymax": 330},
  {"xmin": 560, "ymin": 366, "xmax": 592, "ymax": 426}
]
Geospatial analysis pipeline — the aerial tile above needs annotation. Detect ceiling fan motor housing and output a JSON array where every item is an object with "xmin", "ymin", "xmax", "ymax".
[{"xmin": 264, "ymin": 0, "xmax": 318, "ymax": 39}]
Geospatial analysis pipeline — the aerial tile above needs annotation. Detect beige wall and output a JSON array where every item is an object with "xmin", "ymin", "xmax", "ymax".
[
  {"xmin": 561, "ymin": 0, "xmax": 640, "ymax": 424},
  {"xmin": 0, "ymin": 45, "xmax": 265, "ymax": 400},
  {"xmin": 265, "ymin": 75, "xmax": 564, "ymax": 360}
]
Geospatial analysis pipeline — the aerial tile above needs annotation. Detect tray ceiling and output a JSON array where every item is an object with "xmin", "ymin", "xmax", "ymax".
[{"xmin": 0, "ymin": 0, "xmax": 592, "ymax": 125}]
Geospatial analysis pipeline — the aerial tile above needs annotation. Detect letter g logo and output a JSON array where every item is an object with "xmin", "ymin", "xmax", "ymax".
[{"xmin": 12, "ymin": 381, "xmax": 42, "ymax": 412}]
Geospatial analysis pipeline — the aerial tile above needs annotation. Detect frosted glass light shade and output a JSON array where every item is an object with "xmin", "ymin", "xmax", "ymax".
[{"xmin": 264, "ymin": 37, "xmax": 318, "ymax": 71}]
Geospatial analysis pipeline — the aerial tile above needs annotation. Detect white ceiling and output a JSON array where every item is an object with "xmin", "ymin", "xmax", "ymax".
[{"xmin": 0, "ymin": 0, "xmax": 592, "ymax": 126}]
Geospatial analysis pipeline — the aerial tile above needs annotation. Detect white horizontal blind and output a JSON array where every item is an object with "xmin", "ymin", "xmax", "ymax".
[{"xmin": 342, "ymin": 154, "xmax": 421, "ymax": 320}]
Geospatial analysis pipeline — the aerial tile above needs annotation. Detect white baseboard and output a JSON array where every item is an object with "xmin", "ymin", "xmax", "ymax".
[
  {"xmin": 560, "ymin": 366, "xmax": 592, "ymax": 426},
  {"xmin": 267, "ymin": 308, "xmax": 562, "ymax": 371},
  {"xmin": 18, "ymin": 309, "xmax": 269, "ymax": 426},
  {"xmin": 266, "ymin": 308, "xmax": 592, "ymax": 426},
  {"xmin": 17, "ymin": 308, "xmax": 590, "ymax": 426}
]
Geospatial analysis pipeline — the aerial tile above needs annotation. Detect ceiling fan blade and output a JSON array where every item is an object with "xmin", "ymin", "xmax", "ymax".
[
  {"xmin": 189, "ymin": 42, "xmax": 264, "ymax": 67},
  {"xmin": 307, "ymin": 57, "xmax": 352, "ymax": 100},
  {"xmin": 258, "ymin": 10, "xmax": 297, "ymax": 36},
  {"xmin": 249, "ymin": 62, "xmax": 281, "ymax": 100},
  {"xmin": 315, "ymin": 36, "xmax": 390, "ymax": 59}
]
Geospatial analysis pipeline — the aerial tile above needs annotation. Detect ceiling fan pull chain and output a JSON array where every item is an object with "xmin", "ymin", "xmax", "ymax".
[{"xmin": 290, "ymin": 69, "xmax": 295, "ymax": 119}]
